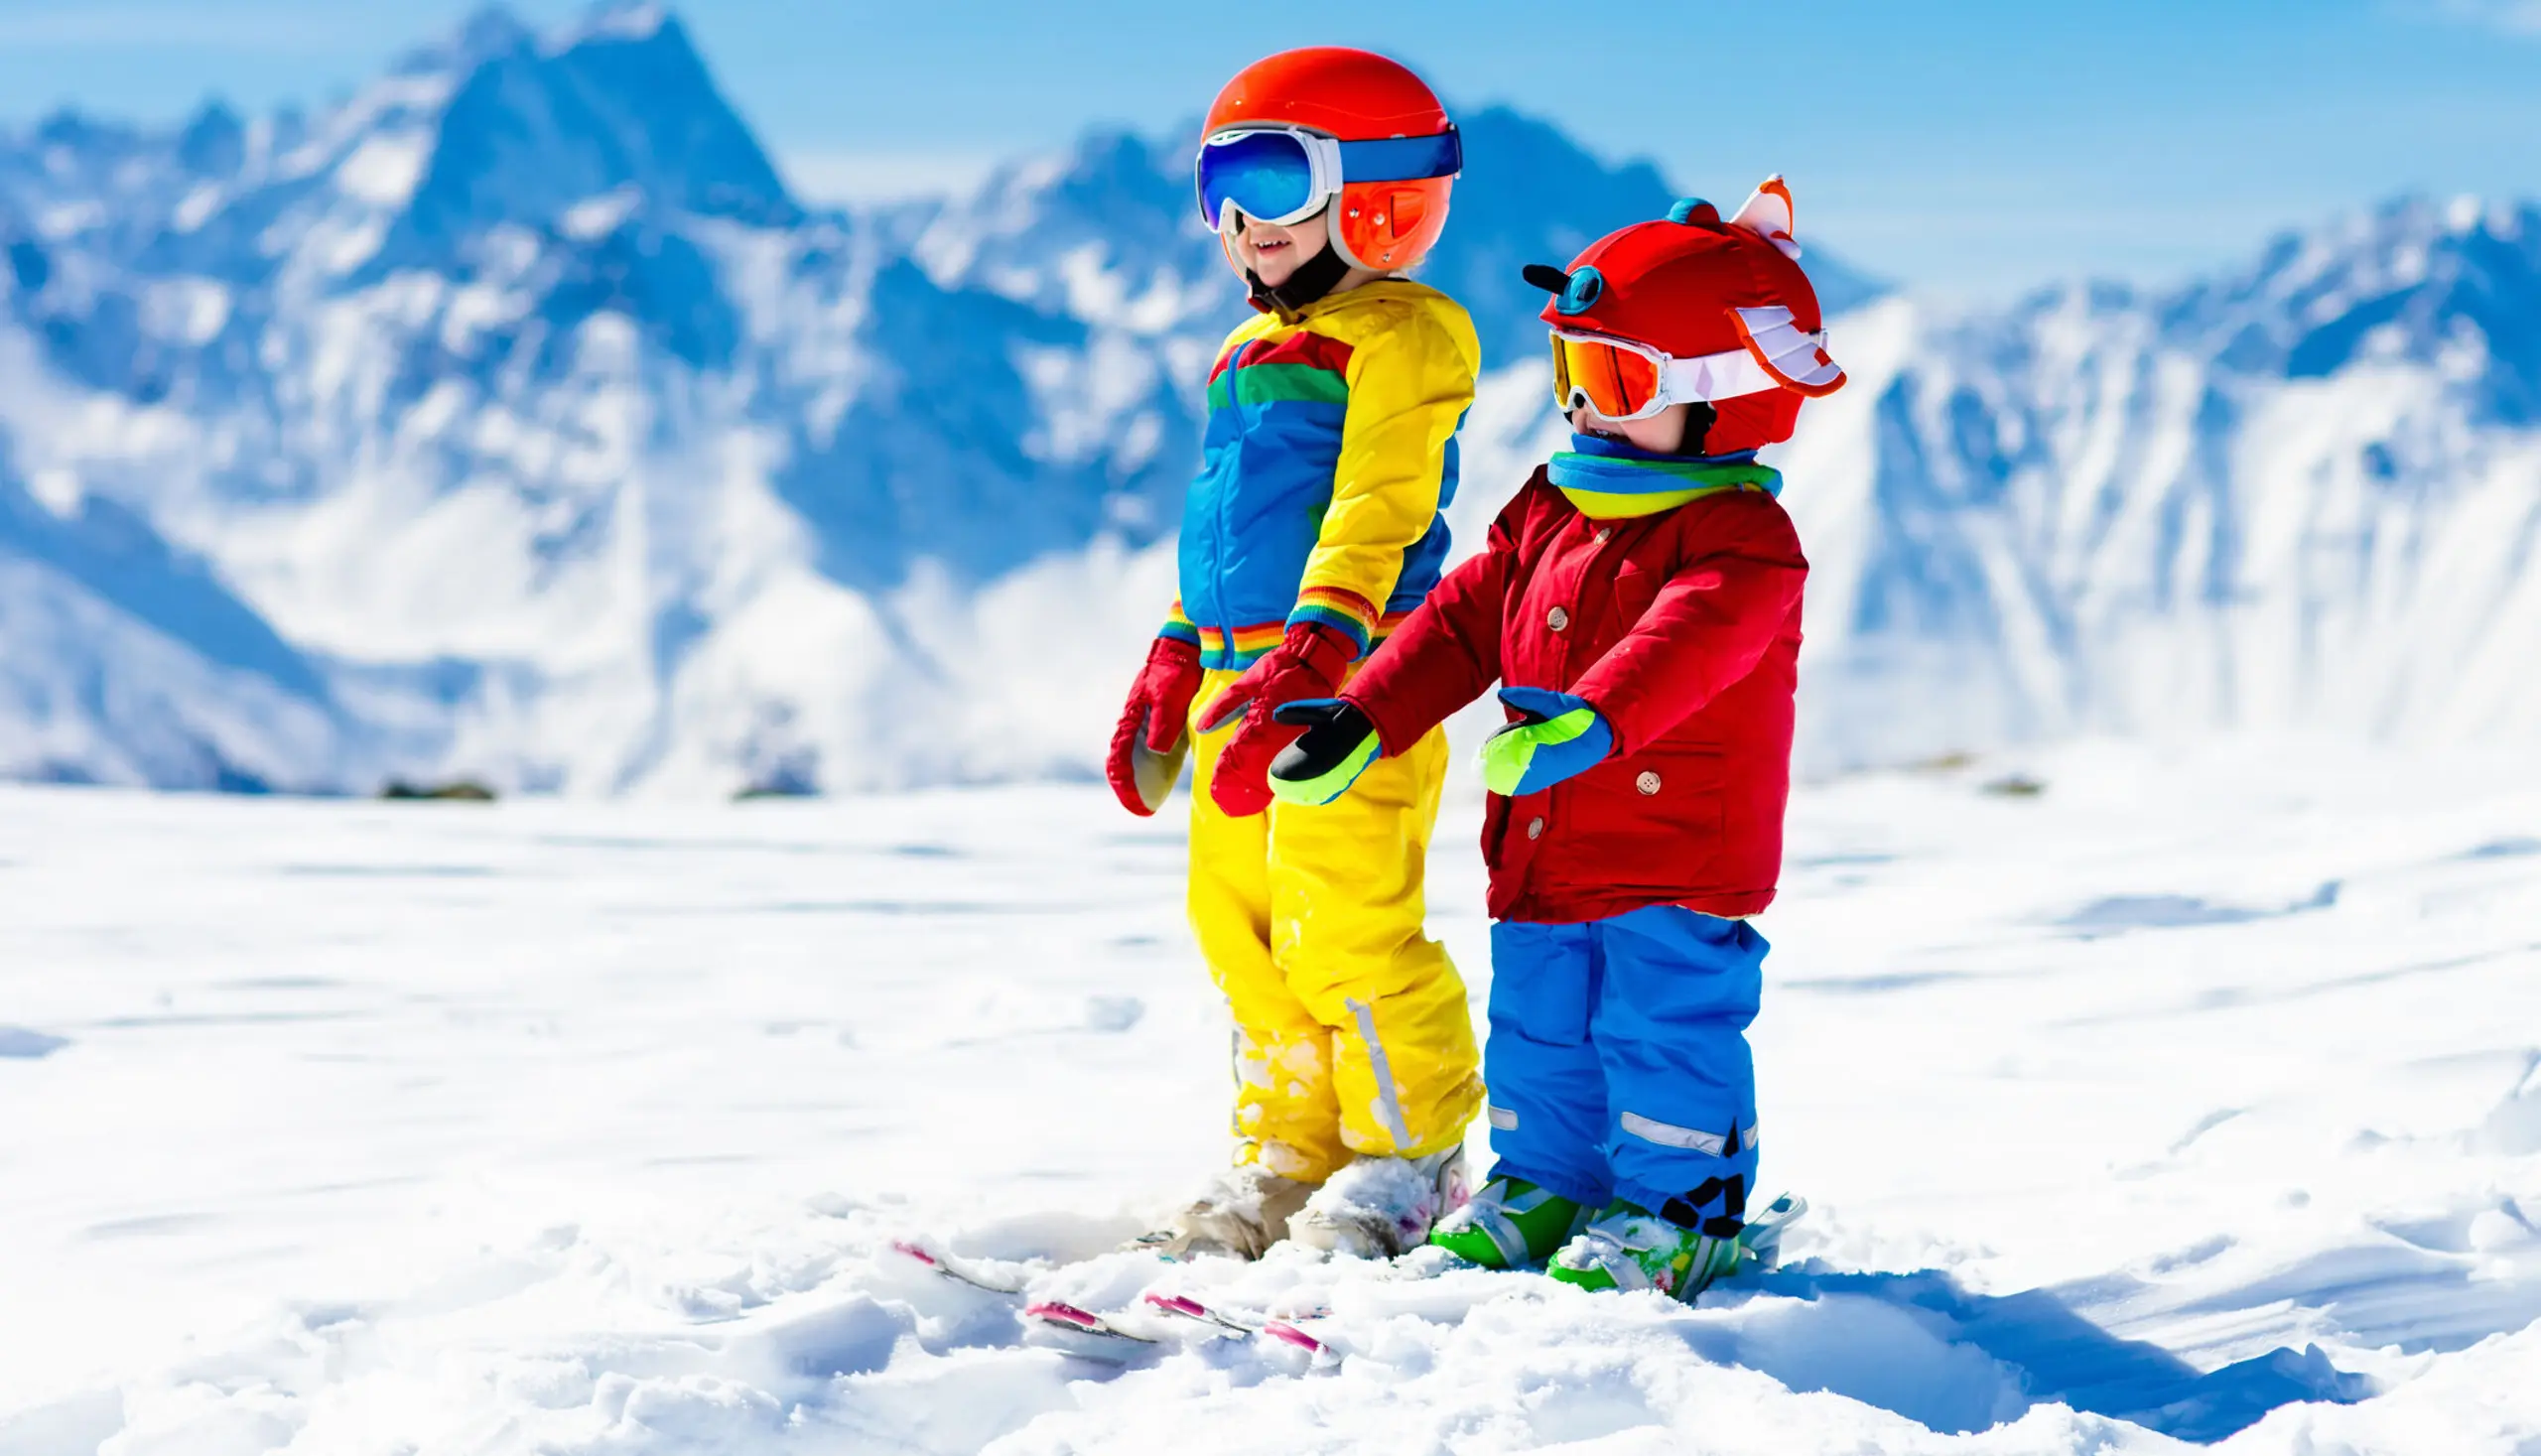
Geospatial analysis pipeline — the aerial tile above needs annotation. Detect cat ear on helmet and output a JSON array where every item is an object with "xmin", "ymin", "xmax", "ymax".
[{"xmin": 1728, "ymin": 175, "xmax": 1803, "ymax": 261}]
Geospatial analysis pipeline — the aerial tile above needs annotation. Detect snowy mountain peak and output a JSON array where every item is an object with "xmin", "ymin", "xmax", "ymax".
[
  {"xmin": 394, "ymin": 3, "xmax": 798, "ymax": 246},
  {"xmin": 2167, "ymin": 194, "xmax": 2541, "ymax": 421},
  {"xmin": 392, "ymin": 6, "xmax": 536, "ymax": 76},
  {"xmin": 175, "ymin": 101, "xmax": 247, "ymax": 180},
  {"xmin": 558, "ymin": 0, "xmax": 675, "ymax": 46},
  {"xmin": 1780, "ymin": 186, "xmax": 2541, "ymax": 769}
]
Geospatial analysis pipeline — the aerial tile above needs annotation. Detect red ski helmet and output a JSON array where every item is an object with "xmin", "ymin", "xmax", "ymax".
[
  {"xmin": 1200, "ymin": 47, "xmax": 1459, "ymax": 272},
  {"xmin": 1531, "ymin": 177, "xmax": 1846, "ymax": 455}
]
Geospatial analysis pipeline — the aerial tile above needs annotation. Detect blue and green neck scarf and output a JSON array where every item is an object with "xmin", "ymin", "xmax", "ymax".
[{"xmin": 1546, "ymin": 434, "xmax": 1782, "ymax": 519}]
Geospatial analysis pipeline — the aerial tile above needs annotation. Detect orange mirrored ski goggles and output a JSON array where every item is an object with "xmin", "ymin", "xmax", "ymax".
[
  {"xmin": 1551, "ymin": 315, "xmax": 1833, "ymax": 421},
  {"xmin": 1551, "ymin": 331, "xmax": 1673, "ymax": 421}
]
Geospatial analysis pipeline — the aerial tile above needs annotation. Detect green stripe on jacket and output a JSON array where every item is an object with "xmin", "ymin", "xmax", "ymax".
[{"xmin": 1207, "ymin": 362, "xmax": 1351, "ymax": 413}]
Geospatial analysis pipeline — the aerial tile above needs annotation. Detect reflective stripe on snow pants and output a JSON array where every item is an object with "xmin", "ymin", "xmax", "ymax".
[{"xmin": 1183, "ymin": 670, "xmax": 1484, "ymax": 1181}]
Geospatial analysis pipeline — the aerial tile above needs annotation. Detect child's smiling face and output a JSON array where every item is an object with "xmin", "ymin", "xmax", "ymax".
[
  {"xmin": 1571, "ymin": 401, "xmax": 1696, "ymax": 455},
  {"xmin": 1225, "ymin": 206, "xmax": 1332, "ymax": 288}
]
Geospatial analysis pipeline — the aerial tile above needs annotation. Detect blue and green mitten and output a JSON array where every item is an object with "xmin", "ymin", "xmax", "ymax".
[
  {"xmin": 1480, "ymin": 687, "xmax": 1613, "ymax": 796},
  {"xmin": 1266, "ymin": 700, "xmax": 1386, "ymax": 806}
]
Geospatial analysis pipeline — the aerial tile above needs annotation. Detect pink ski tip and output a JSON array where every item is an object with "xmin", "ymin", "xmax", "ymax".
[
  {"xmin": 1144, "ymin": 1293, "xmax": 1209, "ymax": 1318},
  {"xmin": 889, "ymin": 1241, "xmax": 940, "ymax": 1267},
  {"xmin": 1026, "ymin": 1301, "xmax": 1103, "ymax": 1331},
  {"xmin": 1262, "ymin": 1320, "xmax": 1324, "ymax": 1354}
]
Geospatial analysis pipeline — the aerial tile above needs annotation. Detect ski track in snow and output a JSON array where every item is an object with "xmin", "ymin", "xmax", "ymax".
[{"xmin": 2, "ymin": 738, "xmax": 2538, "ymax": 1454}]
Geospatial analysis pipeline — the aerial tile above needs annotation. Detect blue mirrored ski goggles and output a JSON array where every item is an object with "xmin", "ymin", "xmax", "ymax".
[{"xmin": 1194, "ymin": 125, "xmax": 1462, "ymax": 231}]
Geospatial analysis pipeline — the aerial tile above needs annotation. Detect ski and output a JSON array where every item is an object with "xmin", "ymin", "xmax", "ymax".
[
  {"xmin": 892, "ymin": 1240, "xmax": 1195, "ymax": 1362},
  {"xmin": 1740, "ymin": 1191, "xmax": 1806, "ymax": 1270},
  {"xmin": 1141, "ymin": 1292, "xmax": 1340, "ymax": 1363},
  {"xmin": 1140, "ymin": 1290, "xmax": 1259, "ymax": 1334},
  {"xmin": 1021, "ymin": 1299, "xmax": 1168, "ymax": 1361},
  {"xmin": 888, "ymin": 1238, "xmax": 1038, "ymax": 1295}
]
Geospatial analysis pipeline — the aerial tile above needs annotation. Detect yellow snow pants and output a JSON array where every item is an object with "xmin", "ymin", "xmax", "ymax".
[{"xmin": 1185, "ymin": 670, "xmax": 1484, "ymax": 1185}]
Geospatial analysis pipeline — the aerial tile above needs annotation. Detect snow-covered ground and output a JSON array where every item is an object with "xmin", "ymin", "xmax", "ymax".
[{"xmin": 3, "ymin": 739, "xmax": 2538, "ymax": 1454}]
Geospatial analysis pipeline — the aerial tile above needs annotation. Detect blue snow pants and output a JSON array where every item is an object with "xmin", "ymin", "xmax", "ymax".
[{"xmin": 1482, "ymin": 904, "xmax": 1763, "ymax": 1222}]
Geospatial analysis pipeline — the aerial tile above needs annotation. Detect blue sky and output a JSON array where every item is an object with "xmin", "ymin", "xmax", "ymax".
[{"xmin": 0, "ymin": 0, "xmax": 2536, "ymax": 298}]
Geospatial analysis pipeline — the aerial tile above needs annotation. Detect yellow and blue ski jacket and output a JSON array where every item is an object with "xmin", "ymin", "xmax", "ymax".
[{"xmin": 1161, "ymin": 280, "xmax": 1482, "ymax": 669}]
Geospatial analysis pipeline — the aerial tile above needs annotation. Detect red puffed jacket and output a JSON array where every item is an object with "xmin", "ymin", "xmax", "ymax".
[{"xmin": 1341, "ymin": 468, "xmax": 1806, "ymax": 924}]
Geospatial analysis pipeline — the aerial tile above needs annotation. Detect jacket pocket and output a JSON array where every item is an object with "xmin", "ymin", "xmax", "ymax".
[
  {"xmin": 1552, "ymin": 747, "xmax": 1728, "ymax": 893},
  {"xmin": 1608, "ymin": 561, "xmax": 1663, "ymax": 627}
]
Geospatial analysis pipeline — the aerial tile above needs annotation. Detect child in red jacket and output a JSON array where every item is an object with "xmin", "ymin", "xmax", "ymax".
[{"xmin": 1261, "ymin": 180, "xmax": 1846, "ymax": 1300}]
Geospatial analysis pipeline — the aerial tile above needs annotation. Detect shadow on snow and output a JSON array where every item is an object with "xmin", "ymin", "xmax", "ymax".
[{"xmin": 1743, "ymin": 1264, "xmax": 2369, "ymax": 1442}]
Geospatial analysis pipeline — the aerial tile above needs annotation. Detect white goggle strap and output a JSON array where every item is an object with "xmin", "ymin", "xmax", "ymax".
[
  {"xmin": 1658, "ymin": 310, "xmax": 1845, "ymax": 404},
  {"xmin": 1658, "ymin": 347, "xmax": 1782, "ymax": 407}
]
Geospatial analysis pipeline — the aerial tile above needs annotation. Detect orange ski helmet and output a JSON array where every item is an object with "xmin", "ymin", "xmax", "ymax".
[{"xmin": 1198, "ymin": 47, "xmax": 1459, "ymax": 272}]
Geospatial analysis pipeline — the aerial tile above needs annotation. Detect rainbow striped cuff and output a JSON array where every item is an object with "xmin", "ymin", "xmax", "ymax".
[
  {"xmin": 1197, "ymin": 620, "xmax": 1290, "ymax": 668},
  {"xmin": 1287, "ymin": 587, "xmax": 1383, "ymax": 658},
  {"xmin": 1158, "ymin": 601, "xmax": 1202, "ymax": 648}
]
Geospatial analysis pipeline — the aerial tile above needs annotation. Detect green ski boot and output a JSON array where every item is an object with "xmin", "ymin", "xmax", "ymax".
[
  {"xmin": 1546, "ymin": 1201, "xmax": 1748, "ymax": 1301},
  {"xmin": 1426, "ymin": 1176, "xmax": 1593, "ymax": 1268}
]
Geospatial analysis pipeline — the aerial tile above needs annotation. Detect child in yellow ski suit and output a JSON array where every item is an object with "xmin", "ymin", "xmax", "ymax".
[{"xmin": 1105, "ymin": 46, "xmax": 1483, "ymax": 1257}]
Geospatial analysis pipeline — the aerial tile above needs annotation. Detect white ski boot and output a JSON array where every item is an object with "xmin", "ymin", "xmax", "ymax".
[
  {"xmin": 1125, "ymin": 1162, "xmax": 1314, "ymax": 1260},
  {"xmin": 1287, "ymin": 1144, "xmax": 1470, "ymax": 1258}
]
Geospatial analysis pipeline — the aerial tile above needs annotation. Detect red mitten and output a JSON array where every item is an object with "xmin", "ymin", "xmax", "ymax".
[
  {"xmin": 1196, "ymin": 622, "xmax": 1357, "ymax": 818},
  {"xmin": 1107, "ymin": 636, "xmax": 1204, "ymax": 816}
]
